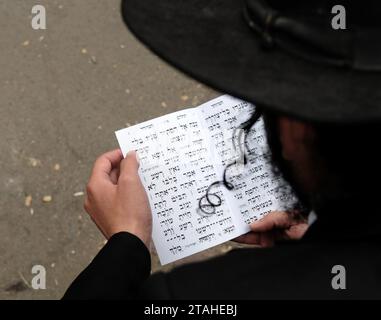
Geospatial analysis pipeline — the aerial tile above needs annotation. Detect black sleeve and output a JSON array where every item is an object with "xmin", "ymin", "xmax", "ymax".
[{"xmin": 62, "ymin": 232, "xmax": 151, "ymax": 300}]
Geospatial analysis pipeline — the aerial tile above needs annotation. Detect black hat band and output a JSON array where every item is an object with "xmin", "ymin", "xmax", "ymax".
[{"xmin": 243, "ymin": 0, "xmax": 381, "ymax": 72}]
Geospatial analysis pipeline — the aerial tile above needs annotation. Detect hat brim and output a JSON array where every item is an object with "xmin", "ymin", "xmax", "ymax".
[{"xmin": 121, "ymin": 0, "xmax": 381, "ymax": 123}]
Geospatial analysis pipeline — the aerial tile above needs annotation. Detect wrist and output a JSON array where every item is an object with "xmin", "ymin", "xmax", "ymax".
[{"xmin": 108, "ymin": 224, "xmax": 151, "ymax": 248}]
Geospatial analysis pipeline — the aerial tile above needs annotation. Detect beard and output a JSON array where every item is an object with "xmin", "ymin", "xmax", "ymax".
[{"xmin": 262, "ymin": 112, "xmax": 312, "ymax": 216}]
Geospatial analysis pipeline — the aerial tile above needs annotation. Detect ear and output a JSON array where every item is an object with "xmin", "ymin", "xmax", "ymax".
[{"xmin": 277, "ymin": 117, "xmax": 315, "ymax": 161}]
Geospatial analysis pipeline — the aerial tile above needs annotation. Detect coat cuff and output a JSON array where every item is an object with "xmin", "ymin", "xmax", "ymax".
[{"xmin": 62, "ymin": 231, "xmax": 151, "ymax": 300}]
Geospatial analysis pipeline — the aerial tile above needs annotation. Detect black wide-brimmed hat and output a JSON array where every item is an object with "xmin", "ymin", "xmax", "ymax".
[{"xmin": 121, "ymin": 0, "xmax": 381, "ymax": 123}]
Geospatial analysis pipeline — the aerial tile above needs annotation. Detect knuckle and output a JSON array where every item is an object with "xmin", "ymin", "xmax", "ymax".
[
  {"xmin": 86, "ymin": 182, "xmax": 95, "ymax": 195},
  {"xmin": 120, "ymin": 173, "xmax": 138, "ymax": 184},
  {"xmin": 95, "ymin": 155, "xmax": 104, "ymax": 165}
]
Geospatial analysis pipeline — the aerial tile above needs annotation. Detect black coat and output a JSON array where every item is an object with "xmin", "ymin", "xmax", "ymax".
[{"xmin": 62, "ymin": 211, "xmax": 381, "ymax": 300}]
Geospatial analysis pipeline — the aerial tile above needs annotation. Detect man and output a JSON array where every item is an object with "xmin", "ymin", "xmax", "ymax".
[{"xmin": 63, "ymin": 0, "xmax": 381, "ymax": 299}]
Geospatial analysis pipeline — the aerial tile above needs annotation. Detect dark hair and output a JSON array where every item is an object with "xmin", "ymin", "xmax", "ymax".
[
  {"xmin": 198, "ymin": 108, "xmax": 262, "ymax": 215},
  {"xmin": 262, "ymin": 110, "xmax": 381, "ymax": 213},
  {"xmin": 199, "ymin": 103, "xmax": 381, "ymax": 216},
  {"xmin": 312, "ymin": 121, "xmax": 381, "ymax": 199}
]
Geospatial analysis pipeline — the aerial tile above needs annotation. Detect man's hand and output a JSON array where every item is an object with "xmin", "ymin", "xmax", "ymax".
[
  {"xmin": 234, "ymin": 211, "xmax": 308, "ymax": 247},
  {"xmin": 84, "ymin": 149, "xmax": 152, "ymax": 248}
]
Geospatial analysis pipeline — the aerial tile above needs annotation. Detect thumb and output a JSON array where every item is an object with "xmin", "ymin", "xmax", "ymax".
[{"xmin": 119, "ymin": 150, "xmax": 140, "ymax": 180}]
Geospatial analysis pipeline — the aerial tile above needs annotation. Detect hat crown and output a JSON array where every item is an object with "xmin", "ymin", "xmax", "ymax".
[{"xmin": 265, "ymin": 0, "xmax": 381, "ymax": 27}]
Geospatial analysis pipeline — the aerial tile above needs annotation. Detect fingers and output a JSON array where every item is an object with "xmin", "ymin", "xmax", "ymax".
[
  {"xmin": 91, "ymin": 149, "xmax": 123, "ymax": 181},
  {"xmin": 234, "ymin": 233, "xmax": 261, "ymax": 245},
  {"xmin": 119, "ymin": 150, "xmax": 140, "ymax": 182},
  {"xmin": 259, "ymin": 232, "xmax": 275, "ymax": 247},
  {"xmin": 110, "ymin": 167, "xmax": 120, "ymax": 185},
  {"xmin": 235, "ymin": 211, "xmax": 306, "ymax": 247},
  {"xmin": 250, "ymin": 211, "xmax": 292, "ymax": 233},
  {"xmin": 233, "ymin": 231, "xmax": 275, "ymax": 247}
]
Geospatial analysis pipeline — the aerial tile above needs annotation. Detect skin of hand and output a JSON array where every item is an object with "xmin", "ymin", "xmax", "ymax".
[
  {"xmin": 234, "ymin": 211, "xmax": 309, "ymax": 247},
  {"xmin": 84, "ymin": 149, "xmax": 152, "ymax": 248}
]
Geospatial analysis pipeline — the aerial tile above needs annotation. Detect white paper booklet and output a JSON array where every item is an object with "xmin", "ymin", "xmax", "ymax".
[{"xmin": 116, "ymin": 95, "xmax": 296, "ymax": 264}]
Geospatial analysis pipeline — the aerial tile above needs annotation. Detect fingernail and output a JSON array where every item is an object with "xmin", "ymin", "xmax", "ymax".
[
  {"xmin": 135, "ymin": 151, "xmax": 140, "ymax": 164},
  {"xmin": 127, "ymin": 150, "xmax": 140, "ymax": 165}
]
